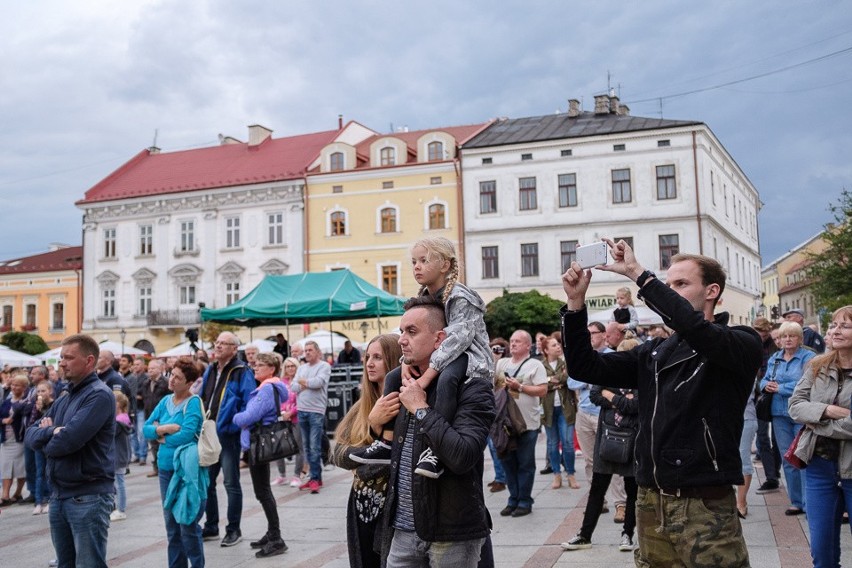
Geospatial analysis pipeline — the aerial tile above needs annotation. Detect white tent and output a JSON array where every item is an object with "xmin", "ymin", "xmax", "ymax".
[
  {"xmin": 586, "ymin": 305, "xmax": 664, "ymax": 326},
  {"xmin": 238, "ymin": 339, "xmax": 276, "ymax": 353},
  {"xmin": 96, "ymin": 340, "xmax": 149, "ymax": 356},
  {"xmin": 0, "ymin": 345, "xmax": 42, "ymax": 367},
  {"xmin": 295, "ymin": 329, "xmax": 350, "ymax": 355},
  {"xmin": 158, "ymin": 341, "xmax": 213, "ymax": 358}
]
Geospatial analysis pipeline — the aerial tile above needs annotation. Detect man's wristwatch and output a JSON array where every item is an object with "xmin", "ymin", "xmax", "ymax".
[
  {"xmin": 414, "ymin": 407, "xmax": 431, "ymax": 421},
  {"xmin": 636, "ymin": 270, "xmax": 656, "ymax": 288}
]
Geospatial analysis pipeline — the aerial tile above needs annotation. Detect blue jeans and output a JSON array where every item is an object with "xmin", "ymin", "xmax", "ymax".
[
  {"xmin": 487, "ymin": 437, "xmax": 506, "ymax": 484},
  {"xmin": 739, "ymin": 418, "xmax": 758, "ymax": 476},
  {"xmin": 25, "ymin": 443, "xmax": 36, "ymax": 494},
  {"xmin": 204, "ymin": 432, "xmax": 242, "ymax": 533},
  {"xmin": 298, "ymin": 411, "xmax": 326, "ymax": 482},
  {"xmin": 115, "ymin": 473, "xmax": 126, "ymax": 512},
  {"xmin": 804, "ymin": 456, "xmax": 852, "ymax": 568},
  {"xmin": 545, "ymin": 406, "xmax": 576, "ymax": 475},
  {"xmin": 34, "ymin": 448, "xmax": 51, "ymax": 505},
  {"xmin": 134, "ymin": 410, "xmax": 148, "ymax": 461},
  {"xmin": 49, "ymin": 493, "xmax": 113, "ymax": 568},
  {"xmin": 159, "ymin": 470, "xmax": 206, "ymax": 568},
  {"xmin": 500, "ymin": 429, "xmax": 539, "ymax": 509},
  {"xmin": 772, "ymin": 415, "xmax": 805, "ymax": 509},
  {"xmin": 387, "ymin": 529, "xmax": 485, "ymax": 568}
]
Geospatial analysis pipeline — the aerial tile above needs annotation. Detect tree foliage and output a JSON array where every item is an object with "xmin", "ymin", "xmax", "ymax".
[
  {"xmin": 807, "ymin": 188, "xmax": 852, "ymax": 317},
  {"xmin": 1, "ymin": 331, "xmax": 49, "ymax": 355},
  {"xmin": 200, "ymin": 322, "xmax": 241, "ymax": 344},
  {"xmin": 484, "ymin": 289, "xmax": 564, "ymax": 341}
]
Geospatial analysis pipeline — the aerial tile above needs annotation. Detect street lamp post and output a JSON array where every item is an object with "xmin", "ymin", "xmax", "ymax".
[
  {"xmin": 119, "ymin": 328, "xmax": 126, "ymax": 355},
  {"xmin": 359, "ymin": 321, "xmax": 369, "ymax": 342}
]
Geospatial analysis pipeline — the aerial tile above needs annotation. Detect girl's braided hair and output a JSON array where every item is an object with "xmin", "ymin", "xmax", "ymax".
[{"xmin": 412, "ymin": 236, "xmax": 460, "ymax": 304}]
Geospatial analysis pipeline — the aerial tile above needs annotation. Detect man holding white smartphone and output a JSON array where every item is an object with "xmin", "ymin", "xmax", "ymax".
[{"xmin": 559, "ymin": 239, "xmax": 761, "ymax": 567}]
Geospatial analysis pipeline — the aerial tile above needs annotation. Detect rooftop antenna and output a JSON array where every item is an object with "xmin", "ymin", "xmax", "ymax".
[
  {"xmin": 151, "ymin": 128, "xmax": 159, "ymax": 148},
  {"xmin": 658, "ymin": 97, "xmax": 664, "ymax": 119},
  {"xmin": 607, "ymin": 70, "xmax": 611, "ymax": 94}
]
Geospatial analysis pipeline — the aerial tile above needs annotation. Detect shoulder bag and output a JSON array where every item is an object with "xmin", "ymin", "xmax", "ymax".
[
  {"xmin": 249, "ymin": 385, "xmax": 300, "ymax": 466},
  {"xmin": 755, "ymin": 359, "xmax": 780, "ymax": 422},
  {"xmin": 783, "ymin": 428, "xmax": 807, "ymax": 470}
]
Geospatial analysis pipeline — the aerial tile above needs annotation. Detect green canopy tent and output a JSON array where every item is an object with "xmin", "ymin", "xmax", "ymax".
[{"xmin": 200, "ymin": 270, "xmax": 406, "ymax": 332}]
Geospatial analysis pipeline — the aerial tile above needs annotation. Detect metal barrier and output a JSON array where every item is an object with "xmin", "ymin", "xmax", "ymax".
[{"xmin": 326, "ymin": 365, "xmax": 363, "ymax": 435}]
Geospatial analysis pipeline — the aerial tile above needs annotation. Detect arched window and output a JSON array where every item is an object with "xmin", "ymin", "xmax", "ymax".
[
  {"xmin": 330, "ymin": 211, "xmax": 347, "ymax": 236},
  {"xmin": 329, "ymin": 152, "xmax": 344, "ymax": 171},
  {"xmin": 427, "ymin": 141, "xmax": 444, "ymax": 161},
  {"xmin": 428, "ymin": 204, "xmax": 446, "ymax": 230},
  {"xmin": 380, "ymin": 147, "xmax": 395, "ymax": 166},
  {"xmin": 380, "ymin": 207, "xmax": 397, "ymax": 233}
]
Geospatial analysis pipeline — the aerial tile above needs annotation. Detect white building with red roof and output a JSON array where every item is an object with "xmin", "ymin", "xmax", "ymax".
[{"xmin": 76, "ymin": 122, "xmax": 376, "ymax": 352}]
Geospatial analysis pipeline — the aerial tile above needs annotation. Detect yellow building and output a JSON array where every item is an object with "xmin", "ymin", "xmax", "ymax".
[
  {"xmin": 0, "ymin": 245, "xmax": 82, "ymax": 347},
  {"xmin": 761, "ymin": 231, "xmax": 829, "ymax": 325},
  {"xmin": 305, "ymin": 123, "xmax": 491, "ymax": 338}
]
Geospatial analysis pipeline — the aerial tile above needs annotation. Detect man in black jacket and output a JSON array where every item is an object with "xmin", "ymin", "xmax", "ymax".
[
  {"xmin": 560, "ymin": 241, "xmax": 761, "ymax": 567},
  {"xmin": 382, "ymin": 295, "xmax": 495, "ymax": 567}
]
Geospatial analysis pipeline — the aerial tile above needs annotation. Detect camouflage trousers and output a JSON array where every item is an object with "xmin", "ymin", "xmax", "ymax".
[{"xmin": 634, "ymin": 486, "xmax": 750, "ymax": 568}]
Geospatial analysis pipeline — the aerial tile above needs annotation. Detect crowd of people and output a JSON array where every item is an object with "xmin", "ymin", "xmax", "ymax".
[{"xmin": 1, "ymin": 236, "xmax": 850, "ymax": 568}]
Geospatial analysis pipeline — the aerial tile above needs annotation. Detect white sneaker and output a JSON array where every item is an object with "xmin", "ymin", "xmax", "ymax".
[
  {"xmin": 271, "ymin": 476, "xmax": 287, "ymax": 486},
  {"xmin": 110, "ymin": 510, "xmax": 127, "ymax": 521},
  {"xmin": 32, "ymin": 504, "xmax": 43, "ymax": 515},
  {"xmin": 41, "ymin": 503, "xmax": 49, "ymax": 515},
  {"xmin": 289, "ymin": 477, "xmax": 302, "ymax": 488},
  {"xmin": 619, "ymin": 533, "xmax": 634, "ymax": 552}
]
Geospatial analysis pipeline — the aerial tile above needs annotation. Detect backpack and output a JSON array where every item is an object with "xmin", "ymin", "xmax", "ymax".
[
  {"xmin": 193, "ymin": 396, "xmax": 221, "ymax": 467},
  {"xmin": 490, "ymin": 388, "xmax": 528, "ymax": 458}
]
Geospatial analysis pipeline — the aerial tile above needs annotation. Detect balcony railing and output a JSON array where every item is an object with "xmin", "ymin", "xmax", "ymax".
[{"xmin": 147, "ymin": 310, "xmax": 200, "ymax": 327}]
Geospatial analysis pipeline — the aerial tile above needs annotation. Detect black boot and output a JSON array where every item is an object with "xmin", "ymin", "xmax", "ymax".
[{"xmin": 256, "ymin": 538, "xmax": 288, "ymax": 558}]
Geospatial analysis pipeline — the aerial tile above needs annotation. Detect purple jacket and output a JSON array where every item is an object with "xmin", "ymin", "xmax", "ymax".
[{"xmin": 232, "ymin": 381, "xmax": 289, "ymax": 451}]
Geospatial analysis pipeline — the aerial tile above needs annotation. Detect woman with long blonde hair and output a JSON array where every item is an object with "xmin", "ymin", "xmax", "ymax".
[
  {"xmin": 789, "ymin": 305, "xmax": 852, "ymax": 567},
  {"xmin": 334, "ymin": 334, "xmax": 402, "ymax": 568}
]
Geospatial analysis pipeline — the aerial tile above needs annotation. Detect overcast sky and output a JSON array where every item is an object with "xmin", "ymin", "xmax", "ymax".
[{"xmin": 1, "ymin": 0, "xmax": 849, "ymax": 265}]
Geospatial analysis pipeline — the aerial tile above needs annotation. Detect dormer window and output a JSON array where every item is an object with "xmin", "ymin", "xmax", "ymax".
[
  {"xmin": 427, "ymin": 141, "xmax": 444, "ymax": 161},
  {"xmin": 380, "ymin": 147, "xmax": 396, "ymax": 166},
  {"xmin": 330, "ymin": 151, "xmax": 344, "ymax": 171}
]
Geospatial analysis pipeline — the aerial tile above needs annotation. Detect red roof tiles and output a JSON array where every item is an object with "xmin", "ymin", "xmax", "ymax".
[
  {"xmin": 0, "ymin": 246, "xmax": 83, "ymax": 275},
  {"xmin": 77, "ymin": 129, "xmax": 343, "ymax": 205}
]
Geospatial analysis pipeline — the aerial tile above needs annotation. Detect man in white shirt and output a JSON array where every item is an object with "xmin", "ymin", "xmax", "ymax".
[
  {"xmin": 289, "ymin": 340, "xmax": 331, "ymax": 493},
  {"xmin": 497, "ymin": 330, "xmax": 548, "ymax": 517}
]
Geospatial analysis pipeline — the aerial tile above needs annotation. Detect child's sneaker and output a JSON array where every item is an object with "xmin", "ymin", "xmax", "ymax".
[
  {"xmin": 289, "ymin": 476, "xmax": 302, "ymax": 488},
  {"xmin": 414, "ymin": 447, "xmax": 444, "ymax": 479},
  {"xmin": 349, "ymin": 440, "xmax": 392, "ymax": 464},
  {"xmin": 110, "ymin": 510, "xmax": 127, "ymax": 521}
]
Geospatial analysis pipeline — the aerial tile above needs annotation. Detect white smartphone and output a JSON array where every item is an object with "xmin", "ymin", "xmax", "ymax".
[{"xmin": 575, "ymin": 241, "xmax": 608, "ymax": 269}]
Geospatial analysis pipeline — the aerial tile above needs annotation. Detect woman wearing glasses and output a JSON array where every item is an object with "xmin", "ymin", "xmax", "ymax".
[{"xmin": 789, "ymin": 307, "xmax": 852, "ymax": 568}]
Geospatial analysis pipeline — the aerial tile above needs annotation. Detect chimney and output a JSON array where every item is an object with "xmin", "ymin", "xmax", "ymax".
[
  {"xmin": 338, "ymin": 114, "xmax": 343, "ymax": 129},
  {"xmin": 148, "ymin": 146, "xmax": 161, "ymax": 155},
  {"xmin": 567, "ymin": 99, "xmax": 581, "ymax": 117},
  {"xmin": 248, "ymin": 124, "xmax": 273, "ymax": 146},
  {"xmin": 609, "ymin": 95, "xmax": 620, "ymax": 114},
  {"xmin": 594, "ymin": 94, "xmax": 610, "ymax": 115},
  {"xmin": 617, "ymin": 104, "xmax": 630, "ymax": 116}
]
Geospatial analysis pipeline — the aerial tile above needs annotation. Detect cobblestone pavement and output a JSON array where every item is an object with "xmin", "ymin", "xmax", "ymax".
[{"xmin": 0, "ymin": 433, "xmax": 847, "ymax": 567}]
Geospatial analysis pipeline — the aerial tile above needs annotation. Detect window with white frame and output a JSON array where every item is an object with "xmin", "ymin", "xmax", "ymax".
[
  {"xmin": 179, "ymin": 285, "xmax": 196, "ymax": 306},
  {"xmin": 558, "ymin": 173, "xmax": 577, "ymax": 208},
  {"xmin": 381, "ymin": 265, "xmax": 398, "ymax": 294},
  {"xmin": 428, "ymin": 203, "xmax": 446, "ymax": 230},
  {"xmin": 521, "ymin": 243, "xmax": 539, "ymax": 277},
  {"xmin": 225, "ymin": 281, "xmax": 240, "ymax": 306},
  {"xmin": 1, "ymin": 305, "xmax": 11, "ymax": 329},
  {"xmin": 659, "ymin": 234, "xmax": 680, "ymax": 269},
  {"xmin": 25, "ymin": 303, "xmax": 36, "ymax": 328},
  {"xmin": 102, "ymin": 287, "xmax": 116, "ymax": 317},
  {"xmin": 427, "ymin": 141, "xmax": 444, "ymax": 161},
  {"xmin": 481, "ymin": 246, "xmax": 499, "ymax": 279},
  {"xmin": 180, "ymin": 220, "xmax": 195, "ymax": 252},
  {"xmin": 104, "ymin": 228, "xmax": 116, "ymax": 258},
  {"xmin": 139, "ymin": 224, "xmax": 153, "ymax": 255},
  {"xmin": 225, "ymin": 216, "xmax": 241, "ymax": 248},
  {"xmin": 380, "ymin": 207, "xmax": 397, "ymax": 233},
  {"xmin": 267, "ymin": 212, "xmax": 284, "ymax": 245},
  {"xmin": 138, "ymin": 286, "xmax": 152, "ymax": 316},
  {"xmin": 380, "ymin": 147, "xmax": 395, "ymax": 166},
  {"xmin": 330, "ymin": 210, "xmax": 347, "ymax": 236}
]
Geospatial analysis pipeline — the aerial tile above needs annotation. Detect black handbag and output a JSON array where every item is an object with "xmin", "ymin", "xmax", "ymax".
[
  {"xmin": 598, "ymin": 424, "xmax": 635, "ymax": 464},
  {"xmin": 755, "ymin": 360, "xmax": 780, "ymax": 422},
  {"xmin": 249, "ymin": 386, "xmax": 300, "ymax": 465}
]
